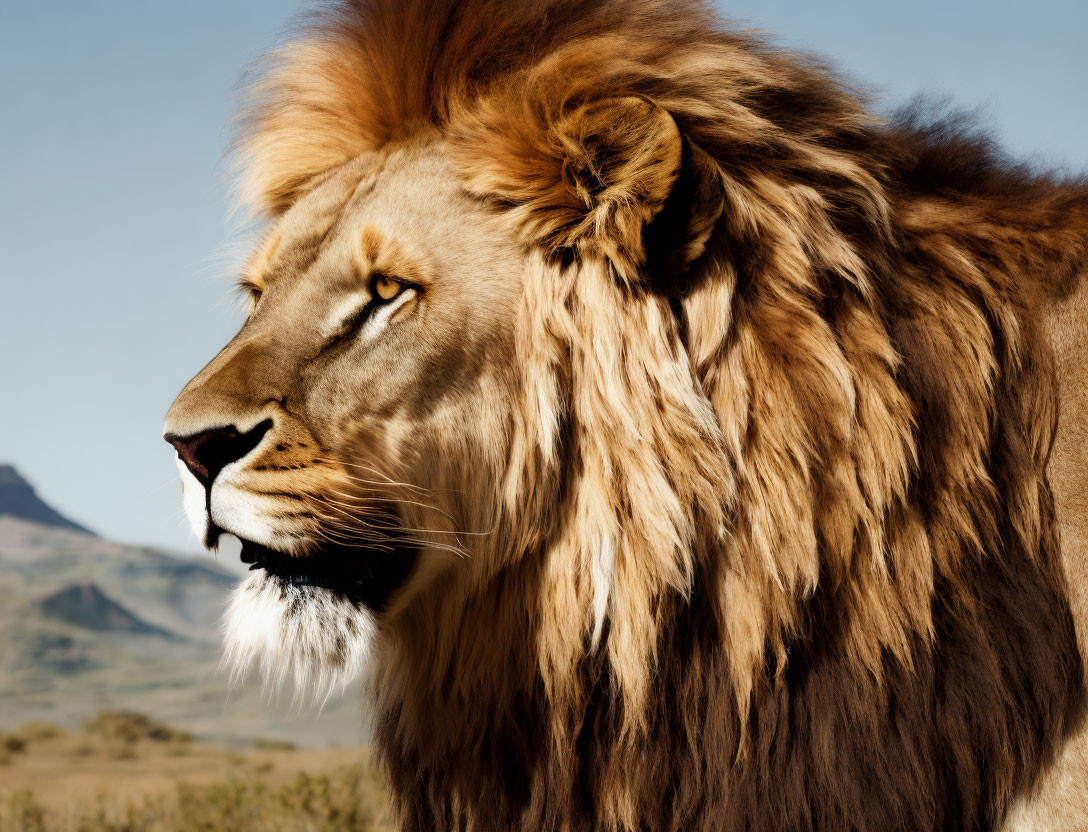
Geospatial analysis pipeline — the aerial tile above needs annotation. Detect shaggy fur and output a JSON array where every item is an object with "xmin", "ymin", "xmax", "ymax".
[{"xmin": 221, "ymin": 1, "xmax": 1088, "ymax": 829}]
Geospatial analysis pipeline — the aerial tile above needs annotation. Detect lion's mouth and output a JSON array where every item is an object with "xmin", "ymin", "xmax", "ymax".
[{"xmin": 236, "ymin": 537, "xmax": 418, "ymax": 611}]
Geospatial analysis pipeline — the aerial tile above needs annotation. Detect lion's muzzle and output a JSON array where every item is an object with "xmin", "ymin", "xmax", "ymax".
[{"xmin": 165, "ymin": 419, "xmax": 272, "ymax": 488}]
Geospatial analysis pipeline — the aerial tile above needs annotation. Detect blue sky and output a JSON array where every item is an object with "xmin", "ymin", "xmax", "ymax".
[{"xmin": 2, "ymin": 0, "xmax": 1086, "ymax": 553}]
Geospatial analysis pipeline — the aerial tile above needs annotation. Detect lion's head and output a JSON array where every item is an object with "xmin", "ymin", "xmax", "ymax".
[
  {"xmin": 165, "ymin": 0, "xmax": 1087, "ymax": 829},
  {"xmin": 164, "ymin": 87, "xmax": 725, "ymax": 687},
  {"xmin": 165, "ymin": 139, "xmax": 532, "ymax": 690}
]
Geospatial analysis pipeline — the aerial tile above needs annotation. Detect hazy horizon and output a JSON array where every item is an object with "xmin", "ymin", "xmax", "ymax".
[{"xmin": 3, "ymin": 0, "xmax": 1086, "ymax": 554}]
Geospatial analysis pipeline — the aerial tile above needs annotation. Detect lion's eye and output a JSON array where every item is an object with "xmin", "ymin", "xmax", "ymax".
[
  {"xmin": 372, "ymin": 273, "xmax": 402, "ymax": 301},
  {"xmin": 238, "ymin": 279, "xmax": 263, "ymax": 315},
  {"xmin": 320, "ymin": 276, "xmax": 416, "ymax": 351}
]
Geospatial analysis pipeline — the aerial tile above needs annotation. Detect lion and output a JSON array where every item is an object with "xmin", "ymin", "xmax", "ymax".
[{"xmin": 163, "ymin": 0, "xmax": 1088, "ymax": 829}]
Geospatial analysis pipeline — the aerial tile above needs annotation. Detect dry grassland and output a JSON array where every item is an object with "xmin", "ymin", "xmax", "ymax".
[{"xmin": 0, "ymin": 713, "xmax": 393, "ymax": 831}]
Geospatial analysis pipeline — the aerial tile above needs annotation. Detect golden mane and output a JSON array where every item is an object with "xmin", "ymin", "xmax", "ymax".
[{"xmin": 235, "ymin": 1, "xmax": 1088, "ymax": 829}]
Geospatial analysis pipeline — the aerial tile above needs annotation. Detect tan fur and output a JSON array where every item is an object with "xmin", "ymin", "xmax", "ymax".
[
  {"xmin": 166, "ymin": 1, "xmax": 1088, "ymax": 829},
  {"xmin": 1003, "ymin": 275, "xmax": 1088, "ymax": 831}
]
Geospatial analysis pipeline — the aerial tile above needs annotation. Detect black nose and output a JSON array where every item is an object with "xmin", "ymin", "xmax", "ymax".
[{"xmin": 165, "ymin": 419, "xmax": 273, "ymax": 488}]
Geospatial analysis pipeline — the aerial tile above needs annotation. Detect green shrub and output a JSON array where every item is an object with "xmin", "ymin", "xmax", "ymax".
[
  {"xmin": 254, "ymin": 738, "xmax": 297, "ymax": 751},
  {"xmin": 16, "ymin": 721, "xmax": 65, "ymax": 743},
  {"xmin": 0, "ymin": 791, "xmax": 47, "ymax": 832},
  {"xmin": 108, "ymin": 745, "xmax": 139, "ymax": 761},
  {"xmin": 81, "ymin": 711, "xmax": 192, "ymax": 745}
]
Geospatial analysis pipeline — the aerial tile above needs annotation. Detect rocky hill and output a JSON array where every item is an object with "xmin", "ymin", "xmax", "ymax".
[
  {"xmin": 38, "ymin": 582, "xmax": 176, "ymax": 637},
  {"xmin": 0, "ymin": 467, "xmax": 366, "ymax": 748},
  {"xmin": 0, "ymin": 464, "xmax": 92, "ymax": 534}
]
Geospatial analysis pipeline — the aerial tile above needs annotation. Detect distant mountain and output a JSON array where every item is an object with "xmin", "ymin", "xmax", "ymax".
[
  {"xmin": 0, "ymin": 472, "xmax": 366, "ymax": 748},
  {"xmin": 38, "ymin": 582, "xmax": 175, "ymax": 637},
  {"xmin": 0, "ymin": 464, "xmax": 92, "ymax": 534}
]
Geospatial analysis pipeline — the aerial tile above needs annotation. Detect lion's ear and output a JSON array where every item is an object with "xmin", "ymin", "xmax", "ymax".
[
  {"xmin": 454, "ymin": 96, "xmax": 723, "ymax": 281},
  {"xmin": 553, "ymin": 97, "xmax": 684, "ymax": 265}
]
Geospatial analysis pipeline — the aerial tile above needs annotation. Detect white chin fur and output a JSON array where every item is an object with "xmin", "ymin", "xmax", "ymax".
[{"xmin": 223, "ymin": 570, "xmax": 376, "ymax": 703}]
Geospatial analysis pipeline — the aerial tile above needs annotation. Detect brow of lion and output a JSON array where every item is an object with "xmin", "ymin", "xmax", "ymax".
[
  {"xmin": 236, "ymin": 275, "xmax": 263, "ymax": 299},
  {"xmin": 358, "ymin": 225, "xmax": 432, "ymax": 289}
]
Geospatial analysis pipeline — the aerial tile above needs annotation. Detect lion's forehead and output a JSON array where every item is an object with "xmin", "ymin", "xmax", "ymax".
[{"xmin": 257, "ymin": 142, "xmax": 518, "ymax": 301}]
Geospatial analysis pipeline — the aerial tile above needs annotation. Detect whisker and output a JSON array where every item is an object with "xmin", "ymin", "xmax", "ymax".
[
  {"xmin": 316, "ymin": 515, "xmax": 465, "ymax": 552},
  {"xmin": 314, "ymin": 459, "xmax": 433, "ymax": 493},
  {"xmin": 316, "ymin": 458, "xmax": 466, "ymax": 498},
  {"xmin": 316, "ymin": 503, "xmax": 494, "ymax": 540},
  {"xmin": 320, "ymin": 486, "xmax": 458, "ymax": 525}
]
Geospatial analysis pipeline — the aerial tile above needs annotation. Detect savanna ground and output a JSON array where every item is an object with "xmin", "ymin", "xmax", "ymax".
[{"xmin": 0, "ymin": 712, "xmax": 392, "ymax": 831}]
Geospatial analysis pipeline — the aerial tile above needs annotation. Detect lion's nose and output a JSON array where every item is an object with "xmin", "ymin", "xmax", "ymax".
[{"xmin": 164, "ymin": 419, "xmax": 273, "ymax": 488}]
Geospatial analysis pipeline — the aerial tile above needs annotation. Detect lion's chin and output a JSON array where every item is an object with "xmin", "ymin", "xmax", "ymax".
[{"xmin": 222, "ymin": 569, "xmax": 377, "ymax": 701}]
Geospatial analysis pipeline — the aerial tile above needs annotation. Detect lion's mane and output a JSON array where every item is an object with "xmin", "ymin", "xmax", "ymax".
[{"xmin": 236, "ymin": 1, "xmax": 1088, "ymax": 829}]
